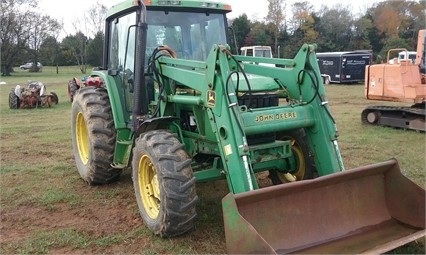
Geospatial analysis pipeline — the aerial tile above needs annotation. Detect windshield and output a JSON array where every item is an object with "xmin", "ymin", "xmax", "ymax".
[
  {"xmin": 398, "ymin": 52, "xmax": 416, "ymax": 63},
  {"xmin": 105, "ymin": 8, "xmax": 229, "ymax": 114},
  {"xmin": 146, "ymin": 10, "xmax": 228, "ymax": 61},
  {"xmin": 255, "ymin": 49, "xmax": 272, "ymax": 58}
]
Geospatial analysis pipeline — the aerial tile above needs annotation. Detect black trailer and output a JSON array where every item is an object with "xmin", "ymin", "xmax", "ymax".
[{"xmin": 316, "ymin": 51, "xmax": 372, "ymax": 84}]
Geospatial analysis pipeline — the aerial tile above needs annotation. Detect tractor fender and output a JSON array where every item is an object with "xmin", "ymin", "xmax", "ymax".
[
  {"xmin": 14, "ymin": 85, "xmax": 22, "ymax": 99},
  {"xmin": 39, "ymin": 85, "xmax": 46, "ymax": 96},
  {"xmin": 135, "ymin": 116, "xmax": 179, "ymax": 138}
]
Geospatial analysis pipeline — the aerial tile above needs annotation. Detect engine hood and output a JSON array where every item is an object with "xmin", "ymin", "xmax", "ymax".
[{"xmin": 232, "ymin": 73, "xmax": 280, "ymax": 92}]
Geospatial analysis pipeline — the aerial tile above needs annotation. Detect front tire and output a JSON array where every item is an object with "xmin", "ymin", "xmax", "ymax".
[
  {"xmin": 9, "ymin": 89, "xmax": 19, "ymax": 109},
  {"xmin": 71, "ymin": 86, "xmax": 121, "ymax": 184},
  {"xmin": 132, "ymin": 130, "xmax": 198, "ymax": 237},
  {"xmin": 323, "ymin": 76, "xmax": 330, "ymax": 85}
]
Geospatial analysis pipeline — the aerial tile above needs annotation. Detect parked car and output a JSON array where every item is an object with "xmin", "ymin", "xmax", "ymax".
[{"xmin": 19, "ymin": 62, "xmax": 43, "ymax": 71}]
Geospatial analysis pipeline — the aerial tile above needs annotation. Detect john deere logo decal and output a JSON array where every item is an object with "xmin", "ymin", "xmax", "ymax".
[{"xmin": 207, "ymin": 90, "xmax": 216, "ymax": 107}]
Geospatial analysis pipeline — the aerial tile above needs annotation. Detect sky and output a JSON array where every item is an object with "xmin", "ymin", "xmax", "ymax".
[
  {"xmin": 226, "ymin": 0, "xmax": 380, "ymax": 19},
  {"xmin": 37, "ymin": 0, "xmax": 381, "ymax": 38}
]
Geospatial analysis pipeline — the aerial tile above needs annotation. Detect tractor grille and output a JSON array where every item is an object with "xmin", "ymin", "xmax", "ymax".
[
  {"xmin": 238, "ymin": 93, "xmax": 279, "ymax": 108},
  {"xmin": 238, "ymin": 93, "xmax": 279, "ymax": 145}
]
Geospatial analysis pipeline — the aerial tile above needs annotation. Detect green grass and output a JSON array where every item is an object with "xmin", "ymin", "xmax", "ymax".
[
  {"xmin": 12, "ymin": 228, "xmax": 91, "ymax": 254},
  {"xmin": 0, "ymin": 66, "xmax": 88, "ymax": 84},
  {"xmin": 0, "ymin": 68, "xmax": 424, "ymax": 254},
  {"xmin": 325, "ymin": 84, "xmax": 425, "ymax": 187}
]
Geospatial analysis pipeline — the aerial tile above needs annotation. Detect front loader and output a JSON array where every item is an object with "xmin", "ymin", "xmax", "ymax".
[{"xmin": 70, "ymin": 0, "xmax": 425, "ymax": 253}]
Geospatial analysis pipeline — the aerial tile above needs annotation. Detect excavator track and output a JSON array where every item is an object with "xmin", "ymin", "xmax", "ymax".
[{"xmin": 361, "ymin": 105, "xmax": 425, "ymax": 132}]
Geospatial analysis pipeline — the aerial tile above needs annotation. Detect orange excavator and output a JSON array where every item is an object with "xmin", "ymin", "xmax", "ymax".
[{"xmin": 362, "ymin": 29, "xmax": 426, "ymax": 131}]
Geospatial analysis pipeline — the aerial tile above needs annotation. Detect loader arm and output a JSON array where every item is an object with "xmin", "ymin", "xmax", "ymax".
[
  {"xmin": 233, "ymin": 44, "xmax": 345, "ymax": 175},
  {"xmin": 154, "ymin": 44, "xmax": 344, "ymax": 193}
]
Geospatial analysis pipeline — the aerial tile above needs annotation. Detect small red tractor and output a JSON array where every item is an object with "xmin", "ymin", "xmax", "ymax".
[
  {"xmin": 67, "ymin": 76, "xmax": 103, "ymax": 102},
  {"xmin": 9, "ymin": 81, "xmax": 58, "ymax": 109}
]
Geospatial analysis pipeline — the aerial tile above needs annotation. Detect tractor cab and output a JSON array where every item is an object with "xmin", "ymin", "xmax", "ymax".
[
  {"xmin": 105, "ymin": 1, "xmax": 230, "ymax": 71},
  {"xmin": 103, "ymin": 0, "xmax": 231, "ymax": 124}
]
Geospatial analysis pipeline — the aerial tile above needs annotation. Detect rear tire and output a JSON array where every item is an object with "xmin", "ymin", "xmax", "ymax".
[
  {"xmin": 51, "ymin": 92, "xmax": 59, "ymax": 104},
  {"xmin": 9, "ymin": 89, "xmax": 19, "ymax": 109},
  {"xmin": 132, "ymin": 130, "xmax": 198, "ymax": 237},
  {"xmin": 269, "ymin": 129, "xmax": 315, "ymax": 184},
  {"xmin": 68, "ymin": 79, "xmax": 80, "ymax": 102},
  {"xmin": 71, "ymin": 86, "xmax": 121, "ymax": 184}
]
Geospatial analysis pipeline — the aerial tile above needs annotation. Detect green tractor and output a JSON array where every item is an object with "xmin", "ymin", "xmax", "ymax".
[{"xmin": 71, "ymin": 0, "xmax": 425, "ymax": 253}]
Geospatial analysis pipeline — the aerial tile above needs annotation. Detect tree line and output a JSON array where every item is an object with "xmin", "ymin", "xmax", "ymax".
[
  {"xmin": 231, "ymin": 0, "xmax": 425, "ymax": 62},
  {"xmin": 1, "ymin": 0, "xmax": 106, "ymax": 76},
  {"xmin": 1, "ymin": 0, "xmax": 425, "ymax": 76}
]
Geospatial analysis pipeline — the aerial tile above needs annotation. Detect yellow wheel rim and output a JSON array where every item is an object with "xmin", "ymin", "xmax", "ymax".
[
  {"xmin": 279, "ymin": 137, "xmax": 306, "ymax": 182},
  {"xmin": 138, "ymin": 155, "xmax": 160, "ymax": 219},
  {"xmin": 75, "ymin": 112, "xmax": 89, "ymax": 164}
]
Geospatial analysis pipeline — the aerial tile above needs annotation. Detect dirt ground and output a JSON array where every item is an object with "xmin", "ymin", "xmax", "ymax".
[
  {"xmin": 1, "ymin": 130, "xmax": 425, "ymax": 254},
  {"xmin": 1, "ymin": 83, "xmax": 424, "ymax": 254},
  {"xmin": 1, "ymin": 171, "xmax": 145, "ymax": 253},
  {"xmin": 0, "ymin": 163, "xmax": 272, "ymax": 254},
  {"xmin": 3, "ymin": 167, "xmax": 424, "ymax": 254}
]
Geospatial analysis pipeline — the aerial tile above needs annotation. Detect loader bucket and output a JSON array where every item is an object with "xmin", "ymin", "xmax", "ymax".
[{"xmin": 222, "ymin": 159, "xmax": 425, "ymax": 254}]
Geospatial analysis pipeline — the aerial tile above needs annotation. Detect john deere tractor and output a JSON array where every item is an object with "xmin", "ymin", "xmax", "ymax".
[{"xmin": 71, "ymin": 0, "xmax": 425, "ymax": 253}]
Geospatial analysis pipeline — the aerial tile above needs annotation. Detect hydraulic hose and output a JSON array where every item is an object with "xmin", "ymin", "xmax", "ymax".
[{"xmin": 222, "ymin": 48, "xmax": 253, "ymax": 108}]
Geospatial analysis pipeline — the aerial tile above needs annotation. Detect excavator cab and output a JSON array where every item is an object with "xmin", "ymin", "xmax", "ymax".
[{"xmin": 362, "ymin": 30, "xmax": 426, "ymax": 131}]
